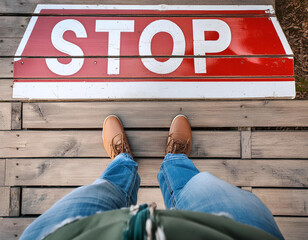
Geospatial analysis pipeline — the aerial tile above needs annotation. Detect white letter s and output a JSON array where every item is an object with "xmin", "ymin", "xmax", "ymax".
[{"xmin": 46, "ymin": 19, "xmax": 87, "ymax": 76}]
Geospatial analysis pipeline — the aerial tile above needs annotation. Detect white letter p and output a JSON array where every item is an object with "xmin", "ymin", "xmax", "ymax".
[{"xmin": 193, "ymin": 19, "xmax": 231, "ymax": 73}]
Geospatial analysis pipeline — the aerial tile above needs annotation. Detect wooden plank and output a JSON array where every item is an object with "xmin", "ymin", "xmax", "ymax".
[
  {"xmin": 23, "ymin": 101, "xmax": 308, "ymax": 129},
  {"xmin": 11, "ymin": 102, "xmax": 22, "ymax": 130},
  {"xmin": 241, "ymin": 128, "xmax": 251, "ymax": 159},
  {"xmin": 6, "ymin": 159, "xmax": 308, "ymax": 187},
  {"xmin": 241, "ymin": 186, "xmax": 252, "ymax": 192},
  {"xmin": 22, "ymin": 188, "xmax": 73, "ymax": 215},
  {"xmin": 0, "ymin": 102, "xmax": 11, "ymax": 130},
  {"xmin": 275, "ymin": 217, "xmax": 308, "ymax": 240},
  {"xmin": 0, "ymin": 159, "xmax": 5, "ymax": 185},
  {"xmin": 22, "ymin": 187, "xmax": 164, "ymax": 215},
  {"xmin": 0, "ymin": 17, "xmax": 29, "ymax": 38},
  {"xmin": 0, "ymin": 217, "xmax": 34, "ymax": 240},
  {"xmin": 253, "ymin": 189, "xmax": 308, "ymax": 216},
  {"xmin": 0, "ymin": 130, "xmax": 240, "ymax": 158},
  {"xmin": 0, "ymin": 1, "xmax": 275, "ymax": 14},
  {"xmin": 0, "ymin": 80, "xmax": 13, "ymax": 101},
  {"xmin": 0, "ymin": 58, "xmax": 13, "ymax": 78},
  {"xmin": 10, "ymin": 187, "xmax": 20, "ymax": 217},
  {"xmin": 252, "ymin": 132, "xmax": 308, "ymax": 159},
  {"xmin": 0, "ymin": 187, "xmax": 10, "ymax": 216},
  {"xmin": 6, "ymin": 158, "xmax": 112, "ymax": 186},
  {"xmin": 22, "ymin": 188, "xmax": 308, "ymax": 216},
  {"xmin": 13, "ymin": 59, "xmax": 293, "ymax": 80},
  {"xmin": 137, "ymin": 188, "xmax": 164, "ymax": 209},
  {"xmin": 3, "ymin": 46, "xmax": 291, "ymax": 59},
  {"xmin": 0, "ymin": 38, "xmax": 19, "ymax": 56}
]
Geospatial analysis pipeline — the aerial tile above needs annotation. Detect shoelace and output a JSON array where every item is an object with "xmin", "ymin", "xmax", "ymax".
[
  {"xmin": 110, "ymin": 133, "xmax": 130, "ymax": 158},
  {"xmin": 166, "ymin": 134, "xmax": 190, "ymax": 154}
]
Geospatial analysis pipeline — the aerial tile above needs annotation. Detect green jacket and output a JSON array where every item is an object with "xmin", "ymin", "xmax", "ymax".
[{"xmin": 45, "ymin": 204, "xmax": 278, "ymax": 240}]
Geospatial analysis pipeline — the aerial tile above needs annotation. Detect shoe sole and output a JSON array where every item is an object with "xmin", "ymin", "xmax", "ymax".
[{"xmin": 169, "ymin": 114, "xmax": 189, "ymax": 135}]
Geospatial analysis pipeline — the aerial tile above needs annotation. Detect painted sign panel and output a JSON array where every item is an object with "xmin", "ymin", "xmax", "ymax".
[{"xmin": 13, "ymin": 5, "xmax": 295, "ymax": 99}]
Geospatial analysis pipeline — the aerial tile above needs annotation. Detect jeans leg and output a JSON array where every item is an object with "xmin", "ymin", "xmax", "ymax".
[
  {"xmin": 158, "ymin": 154, "xmax": 284, "ymax": 240},
  {"xmin": 175, "ymin": 172, "xmax": 284, "ymax": 240},
  {"xmin": 157, "ymin": 153, "xmax": 200, "ymax": 209},
  {"xmin": 20, "ymin": 153, "xmax": 140, "ymax": 240},
  {"xmin": 95, "ymin": 153, "xmax": 140, "ymax": 205}
]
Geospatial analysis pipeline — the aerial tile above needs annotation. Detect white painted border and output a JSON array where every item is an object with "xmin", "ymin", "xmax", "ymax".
[
  {"xmin": 34, "ymin": 4, "xmax": 275, "ymax": 11},
  {"xmin": 14, "ymin": 4, "xmax": 275, "ymax": 61},
  {"xmin": 14, "ymin": 6, "xmax": 42, "ymax": 61},
  {"xmin": 270, "ymin": 17, "xmax": 293, "ymax": 55},
  {"xmin": 14, "ymin": 16, "xmax": 39, "ymax": 61},
  {"xmin": 13, "ymin": 81, "xmax": 295, "ymax": 99}
]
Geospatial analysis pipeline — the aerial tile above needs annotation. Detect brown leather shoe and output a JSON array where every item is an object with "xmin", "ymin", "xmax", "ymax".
[
  {"xmin": 103, "ymin": 115, "xmax": 133, "ymax": 159},
  {"xmin": 166, "ymin": 115, "xmax": 192, "ymax": 156}
]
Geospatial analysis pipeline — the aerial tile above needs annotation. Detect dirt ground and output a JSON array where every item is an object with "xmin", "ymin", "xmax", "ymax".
[{"xmin": 276, "ymin": 0, "xmax": 308, "ymax": 99}]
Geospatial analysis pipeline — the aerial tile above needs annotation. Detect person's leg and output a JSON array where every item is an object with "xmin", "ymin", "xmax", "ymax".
[
  {"xmin": 158, "ymin": 115, "xmax": 284, "ymax": 240},
  {"xmin": 157, "ymin": 153, "xmax": 199, "ymax": 208},
  {"xmin": 158, "ymin": 154, "xmax": 284, "ymax": 240},
  {"xmin": 20, "ymin": 153, "xmax": 140, "ymax": 240},
  {"xmin": 95, "ymin": 153, "xmax": 140, "ymax": 205},
  {"xmin": 158, "ymin": 114, "xmax": 195, "ymax": 208},
  {"xmin": 20, "ymin": 116, "xmax": 139, "ymax": 240}
]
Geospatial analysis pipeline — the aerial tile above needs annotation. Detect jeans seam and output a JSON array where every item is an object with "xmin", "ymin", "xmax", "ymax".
[
  {"xmin": 161, "ymin": 166, "xmax": 176, "ymax": 208},
  {"xmin": 126, "ymin": 171, "xmax": 138, "ymax": 206}
]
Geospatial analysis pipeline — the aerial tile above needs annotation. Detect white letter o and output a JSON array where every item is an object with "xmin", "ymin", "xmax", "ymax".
[{"xmin": 139, "ymin": 20, "xmax": 185, "ymax": 74}]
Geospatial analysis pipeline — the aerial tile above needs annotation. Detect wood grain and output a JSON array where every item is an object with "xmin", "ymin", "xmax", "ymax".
[
  {"xmin": 0, "ymin": 80, "xmax": 13, "ymax": 101},
  {"xmin": 23, "ymin": 101, "xmax": 308, "ymax": 128},
  {"xmin": 11, "ymin": 102, "xmax": 22, "ymax": 130},
  {"xmin": 0, "ymin": 38, "xmax": 19, "ymax": 56},
  {"xmin": 275, "ymin": 217, "xmax": 308, "ymax": 240},
  {"xmin": 21, "ymin": 187, "xmax": 164, "ymax": 214},
  {"xmin": 6, "ymin": 158, "xmax": 112, "ymax": 186},
  {"xmin": 22, "ymin": 188, "xmax": 73, "ymax": 215},
  {"xmin": 253, "ymin": 189, "xmax": 308, "ymax": 216},
  {"xmin": 0, "ymin": 187, "xmax": 10, "ymax": 216},
  {"xmin": 0, "ymin": 58, "xmax": 13, "ymax": 78},
  {"xmin": 252, "ymin": 132, "xmax": 308, "ymax": 159},
  {"xmin": 241, "ymin": 129, "xmax": 251, "ymax": 159},
  {"xmin": 0, "ymin": 0, "xmax": 275, "ymax": 14},
  {"xmin": 0, "ymin": 130, "xmax": 240, "ymax": 158},
  {"xmin": 6, "ymin": 159, "xmax": 307, "ymax": 188},
  {"xmin": 0, "ymin": 159, "xmax": 5, "ymax": 186},
  {"xmin": 0, "ymin": 102, "xmax": 11, "ymax": 130},
  {"xmin": 9, "ymin": 187, "xmax": 20, "ymax": 217},
  {"xmin": 0, "ymin": 217, "xmax": 34, "ymax": 240},
  {"xmin": 0, "ymin": 17, "xmax": 29, "ymax": 38}
]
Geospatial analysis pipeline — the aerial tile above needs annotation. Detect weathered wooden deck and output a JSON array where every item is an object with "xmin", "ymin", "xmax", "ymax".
[
  {"xmin": 0, "ymin": 100, "xmax": 308, "ymax": 239},
  {"xmin": 0, "ymin": 0, "xmax": 308, "ymax": 239}
]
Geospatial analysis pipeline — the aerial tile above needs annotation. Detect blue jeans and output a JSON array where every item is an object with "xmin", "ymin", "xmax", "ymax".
[{"xmin": 20, "ymin": 153, "xmax": 284, "ymax": 240}]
